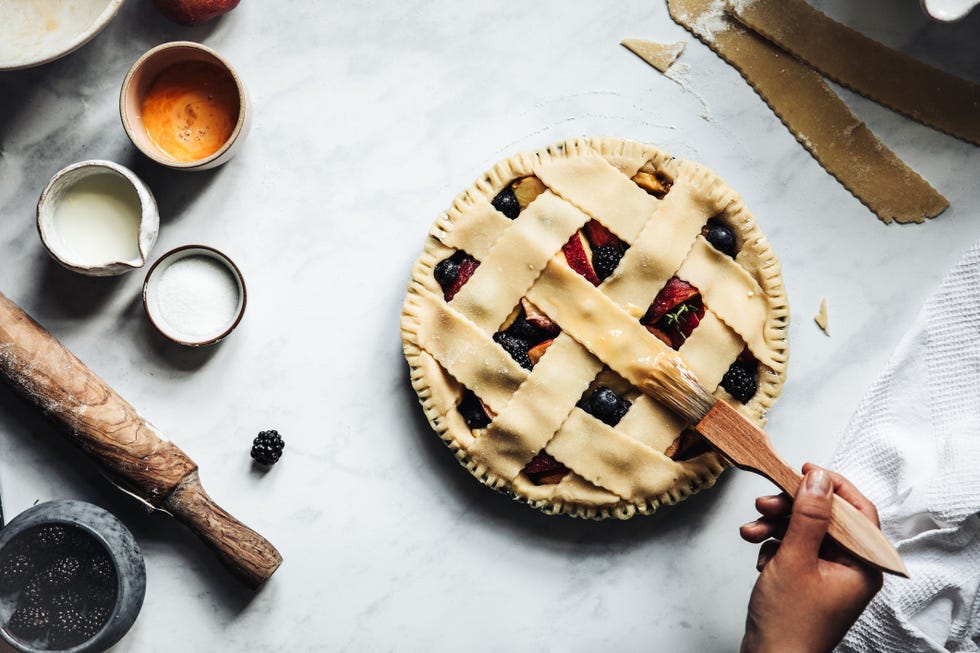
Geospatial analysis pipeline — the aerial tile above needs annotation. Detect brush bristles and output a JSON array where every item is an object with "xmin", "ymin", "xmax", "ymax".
[{"xmin": 643, "ymin": 352, "xmax": 716, "ymax": 422}]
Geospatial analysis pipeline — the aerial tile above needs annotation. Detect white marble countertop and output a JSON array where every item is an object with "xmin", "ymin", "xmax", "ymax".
[{"xmin": 0, "ymin": 1, "xmax": 978, "ymax": 650}]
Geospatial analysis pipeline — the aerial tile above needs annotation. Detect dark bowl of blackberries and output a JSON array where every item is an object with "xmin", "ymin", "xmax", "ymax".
[{"xmin": 0, "ymin": 500, "xmax": 145, "ymax": 652}]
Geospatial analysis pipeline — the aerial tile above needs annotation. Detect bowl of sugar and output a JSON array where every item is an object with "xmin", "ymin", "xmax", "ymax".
[
  {"xmin": 120, "ymin": 41, "xmax": 251, "ymax": 171},
  {"xmin": 37, "ymin": 160, "xmax": 159, "ymax": 277},
  {"xmin": 142, "ymin": 245, "xmax": 246, "ymax": 346}
]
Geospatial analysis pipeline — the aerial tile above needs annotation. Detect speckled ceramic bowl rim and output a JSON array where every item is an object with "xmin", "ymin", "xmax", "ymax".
[
  {"xmin": 0, "ymin": 0, "xmax": 126, "ymax": 71},
  {"xmin": 0, "ymin": 499, "xmax": 145, "ymax": 653},
  {"xmin": 36, "ymin": 159, "xmax": 159, "ymax": 276},
  {"xmin": 119, "ymin": 41, "xmax": 249, "ymax": 170},
  {"xmin": 142, "ymin": 244, "xmax": 247, "ymax": 346}
]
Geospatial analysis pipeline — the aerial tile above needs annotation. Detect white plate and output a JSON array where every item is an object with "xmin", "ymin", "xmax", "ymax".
[
  {"xmin": 921, "ymin": 0, "xmax": 980, "ymax": 20},
  {"xmin": 0, "ymin": 0, "xmax": 125, "ymax": 71}
]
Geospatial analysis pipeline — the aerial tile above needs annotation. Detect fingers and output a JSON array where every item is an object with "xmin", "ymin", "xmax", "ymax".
[
  {"xmin": 741, "ymin": 493, "xmax": 792, "ymax": 543},
  {"xmin": 740, "ymin": 516, "xmax": 788, "ymax": 543},
  {"xmin": 756, "ymin": 539, "xmax": 780, "ymax": 571},
  {"xmin": 779, "ymin": 468, "xmax": 834, "ymax": 567},
  {"xmin": 802, "ymin": 462, "xmax": 880, "ymax": 527},
  {"xmin": 755, "ymin": 493, "xmax": 792, "ymax": 517}
]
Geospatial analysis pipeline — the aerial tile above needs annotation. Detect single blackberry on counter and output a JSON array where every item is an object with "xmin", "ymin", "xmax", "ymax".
[
  {"xmin": 592, "ymin": 245, "xmax": 623, "ymax": 281},
  {"xmin": 251, "ymin": 430, "xmax": 285, "ymax": 466},
  {"xmin": 6, "ymin": 604, "xmax": 49, "ymax": 639},
  {"xmin": 49, "ymin": 607, "xmax": 87, "ymax": 648},
  {"xmin": 0, "ymin": 552, "xmax": 35, "ymax": 592},
  {"xmin": 721, "ymin": 360, "xmax": 758, "ymax": 404},
  {"xmin": 491, "ymin": 186, "xmax": 520, "ymax": 219}
]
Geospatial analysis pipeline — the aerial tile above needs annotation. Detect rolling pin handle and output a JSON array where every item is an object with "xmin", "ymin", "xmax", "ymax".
[{"xmin": 163, "ymin": 472, "xmax": 283, "ymax": 589}]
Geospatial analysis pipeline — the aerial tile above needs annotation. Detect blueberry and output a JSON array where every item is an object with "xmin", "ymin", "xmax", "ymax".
[
  {"xmin": 458, "ymin": 389, "xmax": 491, "ymax": 428},
  {"xmin": 705, "ymin": 223, "xmax": 737, "ymax": 258},
  {"xmin": 433, "ymin": 257, "xmax": 460, "ymax": 291},
  {"xmin": 491, "ymin": 186, "xmax": 520, "ymax": 219},
  {"xmin": 587, "ymin": 387, "xmax": 630, "ymax": 426}
]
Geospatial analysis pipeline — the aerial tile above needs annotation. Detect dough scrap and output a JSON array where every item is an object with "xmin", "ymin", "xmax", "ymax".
[
  {"xmin": 622, "ymin": 38, "xmax": 687, "ymax": 73},
  {"xmin": 667, "ymin": 0, "xmax": 949, "ymax": 224},
  {"xmin": 729, "ymin": 0, "xmax": 980, "ymax": 146},
  {"xmin": 814, "ymin": 297, "xmax": 829, "ymax": 335}
]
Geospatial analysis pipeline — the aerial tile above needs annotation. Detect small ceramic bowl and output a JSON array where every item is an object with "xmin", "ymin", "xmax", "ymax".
[
  {"xmin": 0, "ymin": 500, "xmax": 146, "ymax": 653},
  {"xmin": 143, "ymin": 245, "xmax": 247, "ymax": 346},
  {"xmin": 0, "ymin": 0, "xmax": 126, "ymax": 71},
  {"xmin": 37, "ymin": 160, "xmax": 159, "ymax": 277},
  {"xmin": 120, "ymin": 41, "xmax": 251, "ymax": 171}
]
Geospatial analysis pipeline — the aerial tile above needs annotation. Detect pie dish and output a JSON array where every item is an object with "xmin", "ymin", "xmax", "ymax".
[{"xmin": 401, "ymin": 137, "xmax": 789, "ymax": 519}]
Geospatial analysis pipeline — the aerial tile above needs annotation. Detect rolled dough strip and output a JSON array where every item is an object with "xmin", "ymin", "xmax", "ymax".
[
  {"xmin": 667, "ymin": 0, "xmax": 949, "ymax": 224},
  {"xmin": 729, "ymin": 0, "xmax": 980, "ymax": 146},
  {"xmin": 622, "ymin": 38, "xmax": 686, "ymax": 73}
]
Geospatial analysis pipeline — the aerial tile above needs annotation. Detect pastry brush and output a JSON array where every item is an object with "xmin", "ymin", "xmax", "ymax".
[{"xmin": 642, "ymin": 350, "xmax": 909, "ymax": 578}]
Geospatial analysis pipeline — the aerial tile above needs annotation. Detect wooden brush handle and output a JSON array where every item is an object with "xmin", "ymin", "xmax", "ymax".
[
  {"xmin": 0, "ymin": 291, "xmax": 282, "ymax": 588},
  {"xmin": 697, "ymin": 400, "xmax": 908, "ymax": 577}
]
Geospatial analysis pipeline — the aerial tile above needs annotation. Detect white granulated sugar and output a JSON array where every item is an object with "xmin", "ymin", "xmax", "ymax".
[{"xmin": 157, "ymin": 256, "xmax": 240, "ymax": 339}]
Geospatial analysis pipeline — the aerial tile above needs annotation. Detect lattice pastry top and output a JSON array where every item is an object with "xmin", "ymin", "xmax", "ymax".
[{"xmin": 402, "ymin": 137, "xmax": 789, "ymax": 520}]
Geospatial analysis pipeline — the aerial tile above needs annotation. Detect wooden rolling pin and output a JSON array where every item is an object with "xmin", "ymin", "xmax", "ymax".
[{"xmin": 0, "ymin": 291, "xmax": 282, "ymax": 588}]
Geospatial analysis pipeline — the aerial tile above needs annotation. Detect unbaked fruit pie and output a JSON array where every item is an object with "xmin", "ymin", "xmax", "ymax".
[{"xmin": 402, "ymin": 137, "xmax": 789, "ymax": 519}]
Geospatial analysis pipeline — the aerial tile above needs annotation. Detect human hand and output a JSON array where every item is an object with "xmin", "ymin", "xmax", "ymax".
[{"xmin": 738, "ymin": 463, "xmax": 884, "ymax": 653}]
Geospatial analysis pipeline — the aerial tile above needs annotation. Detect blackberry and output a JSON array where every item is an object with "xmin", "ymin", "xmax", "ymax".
[
  {"xmin": 80, "ymin": 606, "xmax": 111, "ymax": 640},
  {"xmin": 87, "ymin": 605, "xmax": 112, "ymax": 630},
  {"xmin": 64, "ymin": 529, "xmax": 100, "ymax": 559},
  {"xmin": 721, "ymin": 360, "xmax": 758, "ymax": 403},
  {"xmin": 457, "ymin": 389, "xmax": 491, "ymax": 429},
  {"xmin": 87, "ymin": 584, "xmax": 117, "ymax": 608},
  {"xmin": 40, "ymin": 556, "xmax": 81, "ymax": 591},
  {"xmin": 585, "ymin": 387, "xmax": 631, "ymax": 426},
  {"xmin": 7, "ymin": 605, "xmax": 49, "ymax": 639},
  {"xmin": 592, "ymin": 245, "xmax": 623, "ymax": 281},
  {"xmin": 704, "ymin": 223, "xmax": 737, "ymax": 258},
  {"xmin": 48, "ymin": 588, "xmax": 82, "ymax": 611},
  {"xmin": 491, "ymin": 186, "xmax": 520, "ymax": 219},
  {"xmin": 493, "ymin": 332, "xmax": 532, "ymax": 370},
  {"xmin": 433, "ymin": 256, "xmax": 460, "ymax": 292},
  {"xmin": 0, "ymin": 553, "xmax": 35, "ymax": 592},
  {"xmin": 84, "ymin": 555, "xmax": 116, "ymax": 588},
  {"xmin": 49, "ymin": 607, "xmax": 87, "ymax": 648},
  {"xmin": 251, "ymin": 430, "xmax": 285, "ymax": 466},
  {"xmin": 31, "ymin": 525, "xmax": 67, "ymax": 551},
  {"xmin": 502, "ymin": 310, "xmax": 554, "ymax": 348},
  {"xmin": 19, "ymin": 577, "xmax": 47, "ymax": 607}
]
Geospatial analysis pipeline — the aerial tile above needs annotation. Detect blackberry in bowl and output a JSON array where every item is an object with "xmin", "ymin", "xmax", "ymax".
[{"xmin": 0, "ymin": 500, "xmax": 145, "ymax": 652}]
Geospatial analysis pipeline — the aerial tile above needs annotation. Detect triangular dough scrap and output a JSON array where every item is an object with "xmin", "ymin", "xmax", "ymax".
[
  {"xmin": 814, "ymin": 297, "xmax": 829, "ymax": 335},
  {"xmin": 622, "ymin": 38, "xmax": 687, "ymax": 73}
]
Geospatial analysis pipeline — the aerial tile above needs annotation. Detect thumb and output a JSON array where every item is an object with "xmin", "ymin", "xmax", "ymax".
[{"xmin": 780, "ymin": 468, "xmax": 833, "ymax": 569}]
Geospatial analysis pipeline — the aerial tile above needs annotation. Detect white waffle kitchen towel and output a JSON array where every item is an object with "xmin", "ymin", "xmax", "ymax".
[{"xmin": 832, "ymin": 241, "xmax": 980, "ymax": 653}]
